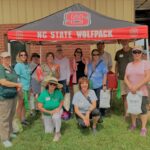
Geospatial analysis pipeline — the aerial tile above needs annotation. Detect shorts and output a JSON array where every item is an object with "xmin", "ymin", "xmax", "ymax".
[
  {"xmin": 120, "ymin": 80, "xmax": 128, "ymax": 96},
  {"xmin": 76, "ymin": 109, "xmax": 100, "ymax": 128},
  {"xmin": 141, "ymin": 96, "xmax": 149, "ymax": 114}
]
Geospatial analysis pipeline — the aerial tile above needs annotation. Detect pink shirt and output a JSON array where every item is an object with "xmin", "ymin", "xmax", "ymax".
[{"xmin": 125, "ymin": 60, "xmax": 150, "ymax": 96}]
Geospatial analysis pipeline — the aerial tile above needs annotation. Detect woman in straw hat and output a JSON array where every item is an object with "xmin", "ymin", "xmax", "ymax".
[{"xmin": 37, "ymin": 76, "xmax": 63, "ymax": 142}]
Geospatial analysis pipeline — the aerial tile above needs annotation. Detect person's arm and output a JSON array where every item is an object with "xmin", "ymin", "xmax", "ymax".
[
  {"xmin": 124, "ymin": 73, "xmax": 132, "ymax": 90},
  {"xmin": 84, "ymin": 58, "xmax": 89, "ymax": 75},
  {"xmin": 0, "ymin": 79, "xmax": 21, "ymax": 88},
  {"xmin": 134, "ymin": 69, "xmax": 150, "ymax": 91},
  {"xmin": 37, "ymin": 103, "xmax": 53, "ymax": 114},
  {"xmin": 55, "ymin": 64, "xmax": 60, "ymax": 79},
  {"xmin": 74, "ymin": 105, "xmax": 85, "ymax": 120},
  {"xmin": 115, "ymin": 62, "xmax": 118, "ymax": 75},
  {"xmin": 66, "ymin": 59, "xmax": 71, "ymax": 85},
  {"xmin": 108, "ymin": 53, "xmax": 112, "ymax": 71},
  {"xmin": 56, "ymin": 100, "xmax": 63, "ymax": 112},
  {"xmin": 86, "ymin": 100, "xmax": 96, "ymax": 114},
  {"xmin": 102, "ymin": 62, "xmax": 108, "ymax": 90}
]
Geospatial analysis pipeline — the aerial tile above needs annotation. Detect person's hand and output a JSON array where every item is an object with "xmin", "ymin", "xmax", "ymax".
[
  {"xmin": 103, "ymin": 85, "xmax": 107, "ymax": 91},
  {"xmin": 83, "ymin": 117, "xmax": 90, "ymax": 127},
  {"xmin": 84, "ymin": 58, "xmax": 89, "ymax": 65},
  {"xmin": 84, "ymin": 112, "xmax": 90, "ymax": 126},
  {"xmin": 66, "ymin": 81, "xmax": 70, "ymax": 86},
  {"xmin": 50, "ymin": 108, "xmax": 60, "ymax": 114},
  {"xmin": 16, "ymin": 83, "xmax": 22, "ymax": 91},
  {"xmin": 130, "ymin": 85, "xmax": 138, "ymax": 94}
]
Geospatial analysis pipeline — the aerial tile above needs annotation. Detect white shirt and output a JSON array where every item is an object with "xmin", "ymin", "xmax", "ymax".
[
  {"xmin": 55, "ymin": 57, "xmax": 71, "ymax": 83},
  {"xmin": 101, "ymin": 51, "xmax": 112, "ymax": 69}
]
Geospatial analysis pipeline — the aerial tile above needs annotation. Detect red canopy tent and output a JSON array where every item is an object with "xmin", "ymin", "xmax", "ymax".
[{"xmin": 7, "ymin": 3, "xmax": 148, "ymax": 44}]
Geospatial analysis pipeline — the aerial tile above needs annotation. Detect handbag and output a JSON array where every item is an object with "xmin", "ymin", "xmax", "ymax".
[
  {"xmin": 99, "ymin": 90, "xmax": 111, "ymax": 108},
  {"xmin": 0, "ymin": 86, "xmax": 17, "ymax": 99},
  {"xmin": 127, "ymin": 91, "xmax": 142, "ymax": 115}
]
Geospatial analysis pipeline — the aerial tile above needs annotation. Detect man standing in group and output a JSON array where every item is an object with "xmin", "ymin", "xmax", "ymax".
[
  {"xmin": 55, "ymin": 45, "xmax": 71, "ymax": 95},
  {"xmin": 115, "ymin": 40, "xmax": 133, "ymax": 118},
  {"xmin": 97, "ymin": 41, "xmax": 112, "ymax": 71},
  {"xmin": 97, "ymin": 41, "xmax": 112, "ymax": 117}
]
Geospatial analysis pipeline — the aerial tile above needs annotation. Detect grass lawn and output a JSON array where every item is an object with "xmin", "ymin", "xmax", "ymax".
[{"xmin": 1, "ymin": 100, "xmax": 150, "ymax": 150}]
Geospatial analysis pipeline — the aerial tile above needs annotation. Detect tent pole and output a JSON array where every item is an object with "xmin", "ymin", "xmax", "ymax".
[
  {"xmin": 146, "ymin": 38, "xmax": 149, "ymax": 60},
  {"xmin": 40, "ymin": 45, "xmax": 42, "ymax": 64}
]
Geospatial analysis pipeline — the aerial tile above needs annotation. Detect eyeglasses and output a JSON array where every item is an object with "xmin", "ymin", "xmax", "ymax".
[
  {"xmin": 132, "ymin": 50, "xmax": 142, "ymax": 54},
  {"xmin": 49, "ymin": 83, "xmax": 57, "ymax": 86},
  {"xmin": 92, "ymin": 54, "xmax": 100, "ymax": 56},
  {"xmin": 76, "ymin": 51, "xmax": 82, "ymax": 53},
  {"xmin": 20, "ymin": 54, "xmax": 27, "ymax": 57}
]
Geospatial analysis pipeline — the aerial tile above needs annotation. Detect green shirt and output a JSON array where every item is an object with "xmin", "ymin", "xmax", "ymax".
[
  {"xmin": 0, "ymin": 65, "xmax": 18, "ymax": 82},
  {"xmin": 0, "ymin": 65, "xmax": 18, "ymax": 100},
  {"xmin": 38, "ymin": 89, "xmax": 63, "ymax": 112}
]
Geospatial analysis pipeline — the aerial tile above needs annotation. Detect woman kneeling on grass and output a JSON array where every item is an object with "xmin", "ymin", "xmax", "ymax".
[
  {"xmin": 72, "ymin": 77, "xmax": 100, "ymax": 133},
  {"xmin": 37, "ymin": 77, "xmax": 63, "ymax": 142},
  {"xmin": 124, "ymin": 46, "xmax": 150, "ymax": 136}
]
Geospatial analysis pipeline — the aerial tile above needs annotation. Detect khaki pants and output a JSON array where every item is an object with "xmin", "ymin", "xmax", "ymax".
[
  {"xmin": 0, "ymin": 98, "xmax": 17, "ymax": 141},
  {"xmin": 120, "ymin": 80, "xmax": 129, "ymax": 96}
]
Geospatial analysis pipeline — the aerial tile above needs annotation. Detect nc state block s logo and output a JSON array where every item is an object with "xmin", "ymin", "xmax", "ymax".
[{"xmin": 63, "ymin": 11, "xmax": 91, "ymax": 27}]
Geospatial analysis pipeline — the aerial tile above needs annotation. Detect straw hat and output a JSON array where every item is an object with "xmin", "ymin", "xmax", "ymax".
[{"xmin": 43, "ymin": 76, "xmax": 63, "ymax": 89}]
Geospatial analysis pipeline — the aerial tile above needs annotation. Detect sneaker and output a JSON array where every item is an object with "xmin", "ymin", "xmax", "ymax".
[
  {"xmin": 140, "ymin": 128, "xmax": 147, "ymax": 137},
  {"xmin": 21, "ymin": 120, "xmax": 30, "ymax": 126},
  {"xmin": 129, "ymin": 125, "xmax": 136, "ymax": 131},
  {"xmin": 3, "ymin": 140, "xmax": 12, "ymax": 148},
  {"xmin": 53, "ymin": 133, "xmax": 61, "ymax": 142},
  {"xmin": 10, "ymin": 133, "xmax": 17, "ymax": 139}
]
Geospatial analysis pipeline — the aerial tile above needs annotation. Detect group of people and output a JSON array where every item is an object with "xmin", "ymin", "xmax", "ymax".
[{"xmin": 0, "ymin": 40, "xmax": 150, "ymax": 148}]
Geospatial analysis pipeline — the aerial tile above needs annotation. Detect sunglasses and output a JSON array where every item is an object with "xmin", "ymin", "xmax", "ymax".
[
  {"xmin": 76, "ymin": 51, "xmax": 82, "ymax": 53},
  {"xmin": 20, "ymin": 54, "xmax": 27, "ymax": 57},
  {"xmin": 132, "ymin": 50, "xmax": 142, "ymax": 54},
  {"xmin": 49, "ymin": 83, "xmax": 57, "ymax": 86},
  {"xmin": 92, "ymin": 54, "xmax": 100, "ymax": 56}
]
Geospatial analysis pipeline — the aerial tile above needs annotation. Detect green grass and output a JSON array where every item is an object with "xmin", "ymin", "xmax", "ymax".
[{"xmin": 1, "ymin": 99, "xmax": 150, "ymax": 150}]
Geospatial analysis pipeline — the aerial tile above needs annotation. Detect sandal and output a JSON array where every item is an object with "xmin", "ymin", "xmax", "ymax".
[{"xmin": 140, "ymin": 128, "xmax": 147, "ymax": 137}]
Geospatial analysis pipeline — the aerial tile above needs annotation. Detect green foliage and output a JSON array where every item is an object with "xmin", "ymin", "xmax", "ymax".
[{"xmin": 1, "ymin": 103, "xmax": 150, "ymax": 150}]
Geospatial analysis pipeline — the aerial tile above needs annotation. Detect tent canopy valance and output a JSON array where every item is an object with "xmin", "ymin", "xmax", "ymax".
[{"xmin": 7, "ymin": 3, "xmax": 148, "ymax": 44}]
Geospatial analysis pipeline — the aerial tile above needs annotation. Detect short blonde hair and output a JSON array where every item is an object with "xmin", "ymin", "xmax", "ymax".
[{"xmin": 78, "ymin": 77, "xmax": 89, "ymax": 90}]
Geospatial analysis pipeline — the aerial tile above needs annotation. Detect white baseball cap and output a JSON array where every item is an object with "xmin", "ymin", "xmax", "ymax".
[{"xmin": 0, "ymin": 51, "xmax": 11, "ymax": 58}]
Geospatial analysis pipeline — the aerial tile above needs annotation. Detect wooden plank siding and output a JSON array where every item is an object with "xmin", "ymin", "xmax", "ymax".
[
  {"xmin": 0, "ymin": 0, "xmax": 134, "ymax": 70},
  {"xmin": 0, "ymin": 0, "xmax": 134, "ymax": 24}
]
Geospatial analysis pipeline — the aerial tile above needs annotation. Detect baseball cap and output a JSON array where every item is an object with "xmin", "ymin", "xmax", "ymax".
[{"xmin": 0, "ymin": 51, "xmax": 11, "ymax": 58}]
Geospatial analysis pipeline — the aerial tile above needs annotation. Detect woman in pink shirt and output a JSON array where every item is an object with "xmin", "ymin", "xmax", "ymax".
[{"xmin": 124, "ymin": 46, "xmax": 150, "ymax": 136}]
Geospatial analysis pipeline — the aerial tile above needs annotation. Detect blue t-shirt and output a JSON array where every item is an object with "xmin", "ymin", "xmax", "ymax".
[
  {"xmin": 14, "ymin": 62, "xmax": 31, "ymax": 91},
  {"xmin": 88, "ymin": 60, "xmax": 108, "ymax": 89}
]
